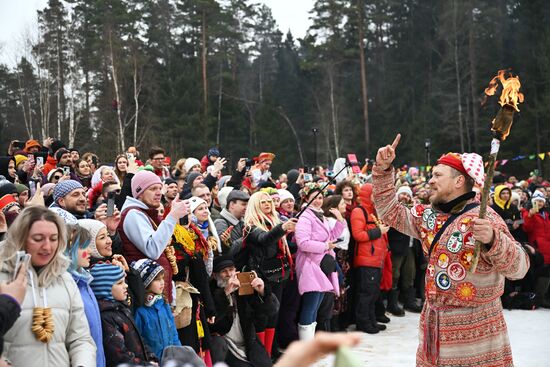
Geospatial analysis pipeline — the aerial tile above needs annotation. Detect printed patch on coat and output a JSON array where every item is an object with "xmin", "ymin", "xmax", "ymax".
[
  {"xmin": 427, "ymin": 264, "xmax": 436, "ymax": 278},
  {"xmin": 411, "ymin": 204, "xmax": 425, "ymax": 218},
  {"xmin": 456, "ymin": 282, "xmax": 476, "ymax": 301},
  {"xmin": 458, "ymin": 217, "xmax": 472, "ymax": 233},
  {"xmin": 463, "ymin": 232, "xmax": 475, "ymax": 248},
  {"xmin": 437, "ymin": 252, "xmax": 450, "ymax": 269},
  {"xmin": 422, "ymin": 208, "xmax": 434, "ymax": 222},
  {"xmin": 426, "ymin": 213, "xmax": 437, "ymax": 230},
  {"xmin": 446, "ymin": 232, "xmax": 463, "ymax": 253},
  {"xmin": 447, "ymin": 262, "xmax": 466, "ymax": 281},
  {"xmin": 460, "ymin": 249, "xmax": 475, "ymax": 271},
  {"xmin": 435, "ymin": 271, "xmax": 451, "ymax": 290}
]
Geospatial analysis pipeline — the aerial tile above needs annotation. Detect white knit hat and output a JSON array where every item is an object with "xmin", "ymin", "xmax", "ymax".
[
  {"xmin": 184, "ymin": 157, "xmax": 201, "ymax": 173},
  {"xmin": 396, "ymin": 185, "xmax": 413, "ymax": 198},
  {"xmin": 78, "ymin": 219, "xmax": 108, "ymax": 259},
  {"xmin": 278, "ymin": 189, "xmax": 294, "ymax": 203}
]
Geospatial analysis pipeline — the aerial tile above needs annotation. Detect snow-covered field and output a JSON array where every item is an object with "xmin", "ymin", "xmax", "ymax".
[{"xmin": 314, "ymin": 308, "xmax": 550, "ymax": 366}]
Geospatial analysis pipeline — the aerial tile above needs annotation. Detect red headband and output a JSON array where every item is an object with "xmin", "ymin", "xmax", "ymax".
[{"xmin": 436, "ymin": 153, "xmax": 468, "ymax": 176}]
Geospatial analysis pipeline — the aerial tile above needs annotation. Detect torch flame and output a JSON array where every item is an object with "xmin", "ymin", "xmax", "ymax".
[{"xmin": 484, "ymin": 70, "xmax": 524, "ymax": 112}]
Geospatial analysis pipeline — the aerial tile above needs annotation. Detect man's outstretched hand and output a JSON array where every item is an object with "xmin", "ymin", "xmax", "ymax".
[{"xmin": 375, "ymin": 133, "xmax": 401, "ymax": 170}]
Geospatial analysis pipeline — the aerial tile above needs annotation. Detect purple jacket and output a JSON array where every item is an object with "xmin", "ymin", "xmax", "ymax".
[{"xmin": 295, "ymin": 208, "xmax": 345, "ymax": 295}]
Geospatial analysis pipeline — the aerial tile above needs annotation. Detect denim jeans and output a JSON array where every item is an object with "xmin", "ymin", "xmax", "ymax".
[{"xmin": 299, "ymin": 291, "xmax": 326, "ymax": 325}]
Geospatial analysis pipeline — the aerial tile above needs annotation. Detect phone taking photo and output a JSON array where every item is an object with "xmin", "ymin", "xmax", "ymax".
[
  {"xmin": 106, "ymin": 191, "xmax": 117, "ymax": 217},
  {"xmin": 13, "ymin": 251, "xmax": 31, "ymax": 281}
]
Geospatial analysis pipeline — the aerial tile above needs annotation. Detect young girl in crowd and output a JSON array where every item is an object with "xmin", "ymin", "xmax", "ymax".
[
  {"xmin": 65, "ymin": 223, "xmax": 106, "ymax": 367},
  {"xmin": 0, "ymin": 206, "xmax": 95, "ymax": 367},
  {"xmin": 131, "ymin": 258, "xmax": 181, "ymax": 359},
  {"xmin": 79, "ymin": 218, "xmax": 146, "ymax": 312},
  {"xmin": 243, "ymin": 191, "xmax": 297, "ymax": 357},
  {"xmin": 90, "ymin": 263, "xmax": 158, "ymax": 367},
  {"xmin": 294, "ymin": 183, "xmax": 346, "ymax": 340},
  {"xmin": 74, "ymin": 159, "xmax": 93, "ymax": 189}
]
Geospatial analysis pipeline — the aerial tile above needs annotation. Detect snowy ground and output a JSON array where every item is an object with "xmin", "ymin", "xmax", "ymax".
[{"xmin": 313, "ymin": 308, "xmax": 550, "ymax": 366}]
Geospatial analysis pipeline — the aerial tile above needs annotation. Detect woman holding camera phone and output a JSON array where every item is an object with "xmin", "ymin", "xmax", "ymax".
[
  {"xmin": 0, "ymin": 206, "xmax": 96, "ymax": 367},
  {"xmin": 243, "ymin": 191, "xmax": 297, "ymax": 357}
]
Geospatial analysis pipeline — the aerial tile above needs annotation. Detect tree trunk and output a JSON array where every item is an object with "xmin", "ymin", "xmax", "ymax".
[
  {"xmin": 201, "ymin": 10, "xmax": 209, "ymax": 147},
  {"xmin": 468, "ymin": 3, "xmax": 479, "ymax": 152},
  {"xmin": 108, "ymin": 29, "xmax": 125, "ymax": 153},
  {"xmin": 216, "ymin": 63, "xmax": 223, "ymax": 146},
  {"xmin": 453, "ymin": 0, "xmax": 465, "ymax": 152},
  {"xmin": 133, "ymin": 51, "xmax": 141, "ymax": 147},
  {"xmin": 357, "ymin": 0, "xmax": 370, "ymax": 155},
  {"xmin": 328, "ymin": 67, "xmax": 340, "ymax": 158}
]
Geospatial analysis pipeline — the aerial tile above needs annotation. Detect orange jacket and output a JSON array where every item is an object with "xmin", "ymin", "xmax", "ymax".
[{"xmin": 350, "ymin": 184, "xmax": 388, "ymax": 268}]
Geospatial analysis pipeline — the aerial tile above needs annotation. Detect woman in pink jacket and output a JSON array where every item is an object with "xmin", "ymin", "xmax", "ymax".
[{"xmin": 294, "ymin": 183, "xmax": 346, "ymax": 340}]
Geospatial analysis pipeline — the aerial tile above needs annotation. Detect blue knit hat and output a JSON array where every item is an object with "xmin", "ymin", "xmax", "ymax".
[
  {"xmin": 53, "ymin": 180, "xmax": 83, "ymax": 204},
  {"xmin": 90, "ymin": 263, "xmax": 125, "ymax": 300},
  {"xmin": 131, "ymin": 258, "xmax": 164, "ymax": 288},
  {"xmin": 207, "ymin": 148, "xmax": 220, "ymax": 158}
]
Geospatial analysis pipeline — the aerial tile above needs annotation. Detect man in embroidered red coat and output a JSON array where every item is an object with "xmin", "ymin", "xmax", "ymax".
[{"xmin": 372, "ymin": 134, "xmax": 529, "ymax": 367}]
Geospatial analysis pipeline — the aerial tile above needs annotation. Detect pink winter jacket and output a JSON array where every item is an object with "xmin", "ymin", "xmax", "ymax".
[{"xmin": 294, "ymin": 207, "xmax": 345, "ymax": 295}]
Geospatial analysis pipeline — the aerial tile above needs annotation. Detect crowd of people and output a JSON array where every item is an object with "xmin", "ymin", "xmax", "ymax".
[{"xmin": 0, "ymin": 137, "xmax": 548, "ymax": 367}]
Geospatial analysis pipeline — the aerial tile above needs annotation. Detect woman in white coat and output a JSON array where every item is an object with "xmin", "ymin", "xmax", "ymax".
[{"xmin": 0, "ymin": 206, "xmax": 96, "ymax": 367}]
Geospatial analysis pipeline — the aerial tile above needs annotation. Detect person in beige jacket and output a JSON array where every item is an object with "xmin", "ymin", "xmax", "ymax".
[{"xmin": 0, "ymin": 206, "xmax": 96, "ymax": 367}]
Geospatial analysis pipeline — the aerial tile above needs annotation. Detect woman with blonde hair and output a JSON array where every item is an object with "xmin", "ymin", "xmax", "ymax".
[
  {"xmin": 243, "ymin": 191, "xmax": 297, "ymax": 357},
  {"xmin": 0, "ymin": 206, "xmax": 96, "ymax": 366}
]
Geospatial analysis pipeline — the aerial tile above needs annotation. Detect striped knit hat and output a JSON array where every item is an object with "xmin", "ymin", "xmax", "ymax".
[
  {"xmin": 90, "ymin": 263, "xmax": 125, "ymax": 300},
  {"xmin": 131, "ymin": 258, "xmax": 164, "ymax": 288}
]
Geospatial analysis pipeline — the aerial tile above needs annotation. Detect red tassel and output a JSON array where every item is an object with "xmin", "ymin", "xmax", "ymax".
[
  {"xmin": 256, "ymin": 331, "xmax": 266, "ymax": 346},
  {"xmin": 264, "ymin": 328, "xmax": 275, "ymax": 357}
]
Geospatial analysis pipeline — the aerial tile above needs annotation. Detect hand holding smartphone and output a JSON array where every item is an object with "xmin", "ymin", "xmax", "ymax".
[
  {"xmin": 237, "ymin": 271, "xmax": 257, "ymax": 296},
  {"xmin": 13, "ymin": 251, "xmax": 31, "ymax": 281}
]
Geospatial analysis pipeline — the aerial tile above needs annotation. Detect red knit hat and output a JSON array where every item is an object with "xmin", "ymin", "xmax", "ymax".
[
  {"xmin": 436, "ymin": 153, "xmax": 468, "ymax": 176},
  {"xmin": 437, "ymin": 152, "xmax": 485, "ymax": 187}
]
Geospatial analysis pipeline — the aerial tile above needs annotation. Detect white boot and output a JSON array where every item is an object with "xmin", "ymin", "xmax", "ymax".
[{"xmin": 298, "ymin": 322, "xmax": 317, "ymax": 341}]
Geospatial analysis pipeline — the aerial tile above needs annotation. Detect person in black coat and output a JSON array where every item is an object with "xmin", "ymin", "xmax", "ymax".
[{"xmin": 209, "ymin": 255, "xmax": 278, "ymax": 367}]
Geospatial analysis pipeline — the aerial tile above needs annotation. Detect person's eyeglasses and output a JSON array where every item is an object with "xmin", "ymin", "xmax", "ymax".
[{"xmin": 260, "ymin": 199, "xmax": 273, "ymax": 205}]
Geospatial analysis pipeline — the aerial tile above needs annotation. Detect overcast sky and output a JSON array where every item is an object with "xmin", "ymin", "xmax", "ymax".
[{"xmin": 0, "ymin": 0, "xmax": 313, "ymax": 67}]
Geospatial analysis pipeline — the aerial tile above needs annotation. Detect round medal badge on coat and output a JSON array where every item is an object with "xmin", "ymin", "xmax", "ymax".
[
  {"xmin": 458, "ymin": 217, "xmax": 472, "ymax": 233},
  {"xmin": 422, "ymin": 208, "xmax": 433, "ymax": 222},
  {"xmin": 411, "ymin": 204, "xmax": 425, "ymax": 218},
  {"xmin": 435, "ymin": 271, "xmax": 451, "ymax": 290},
  {"xmin": 448, "ymin": 262, "xmax": 466, "ymax": 281},
  {"xmin": 460, "ymin": 249, "xmax": 475, "ymax": 271},
  {"xmin": 463, "ymin": 232, "xmax": 475, "ymax": 248},
  {"xmin": 446, "ymin": 232, "xmax": 463, "ymax": 253},
  {"xmin": 456, "ymin": 282, "xmax": 476, "ymax": 301},
  {"xmin": 437, "ymin": 252, "xmax": 450, "ymax": 269},
  {"xmin": 426, "ymin": 213, "xmax": 437, "ymax": 230}
]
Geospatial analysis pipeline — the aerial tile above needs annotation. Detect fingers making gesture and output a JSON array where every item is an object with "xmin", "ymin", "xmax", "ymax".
[{"xmin": 375, "ymin": 133, "xmax": 401, "ymax": 170}]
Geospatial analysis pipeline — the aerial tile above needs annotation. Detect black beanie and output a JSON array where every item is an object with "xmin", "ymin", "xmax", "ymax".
[
  {"xmin": 51, "ymin": 140, "xmax": 66, "ymax": 155},
  {"xmin": 287, "ymin": 169, "xmax": 300, "ymax": 185}
]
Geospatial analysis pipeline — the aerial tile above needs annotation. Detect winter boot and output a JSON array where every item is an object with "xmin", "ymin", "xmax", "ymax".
[
  {"xmin": 403, "ymin": 287, "xmax": 422, "ymax": 313},
  {"xmin": 298, "ymin": 322, "xmax": 317, "ymax": 341},
  {"xmin": 372, "ymin": 322, "xmax": 387, "ymax": 331},
  {"xmin": 357, "ymin": 323, "xmax": 379, "ymax": 334},
  {"xmin": 535, "ymin": 277, "xmax": 550, "ymax": 308},
  {"xmin": 387, "ymin": 288, "xmax": 405, "ymax": 316},
  {"xmin": 375, "ymin": 298, "xmax": 391, "ymax": 323},
  {"xmin": 264, "ymin": 328, "xmax": 275, "ymax": 358}
]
